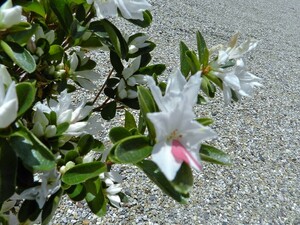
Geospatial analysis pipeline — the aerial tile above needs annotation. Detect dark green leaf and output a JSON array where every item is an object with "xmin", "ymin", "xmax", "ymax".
[
  {"xmin": 110, "ymin": 50, "xmax": 124, "ymax": 74},
  {"xmin": 180, "ymin": 41, "xmax": 191, "ymax": 77},
  {"xmin": 41, "ymin": 189, "xmax": 63, "ymax": 225},
  {"xmin": 84, "ymin": 178, "xmax": 106, "ymax": 217},
  {"xmin": 172, "ymin": 163, "xmax": 193, "ymax": 194},
  {"xmin": 0, "ymin": 41, "xmax": 36, "ymax": 73},
  {"xmin": 64, "ymin": 150, "xmax": 79, "ymax": 163},
  {"xmin": 16, "ymin": 82, "xmax": 36, "ymax": 117},
  {"xmin": 22, "ymin": 1, "xmax": 46, "ymax": 17},
  {"xmin": 101, "ymin": 101, "xmax": 116, "ymax": 120},
  {"xmin": 66, "ymin": 184, "xmax": 86, "ymax": 201},
  {"xmin": 106, "ymin": 78, "xmax": 120, "ymax": 88},
  {"xmin": 18, "ymin": 200, "xmax": 41, "ymax": 223},
  {"xmin": 138, "ymin": 64, "xmax": 166, "ymax": 76},
  {"xmin": 137, "ymin": 160, "xmax": 188, "ymax": 203},
  {"xmin": 0, "ymin": 139, "xmax": 17, "ymax": 203},
  {"xmin": 77, "ymin": 134, "xmax": 94, "ymax": 156},
  {"xmin": 109, "ymin": 127, "xmax": 131, "ymax": 144},
  {"xmin": 200, "ymin": 144, "xmax": 232, "ymax": 165},
  {"xmin": 48, "ymin": 45, "xmax": 64, "ymax": 61},
  {"xmin": 115, "ymin": 135, "xmax": 152, "ymax": 163},
  {"xmin": 50, "ymin": 0, "xmax": 73, "ymax": 33},
  {"xmin": 62, "ymin": 161, "xmax": 106, "ymax": 185},
  {"xmin": 186, "ymin": 50, "xmax": 200, "ymax": 75},
  {"xmin": 196, "ymin": 31, "xmax": 209, "ymax": 67},
  {"xmin": 137, "ymin": 86, "xmax": 158, "ymax": 139},
  {"xmin": 9, "ymin": 24, "xmax": 38, "ymax": 46},
  {"xmin": 125, "ymin": 110, "xmax": 137, "ymax": 130},
  {"xmin": 11, "ymin": 125, "xmax": 55, "ymax": 172},
  {"xmin": 127, "ymin": 10, "xmax": 152, "ymax": 28},
  {"xmin": 201, "ymin": 76, "xmax": 216, "ymax": 98}
]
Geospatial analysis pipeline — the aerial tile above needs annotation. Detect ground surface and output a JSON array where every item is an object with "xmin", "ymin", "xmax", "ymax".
[{"xmin": 51, "ymin": 0, "xmax": 300, "ymax": 224}]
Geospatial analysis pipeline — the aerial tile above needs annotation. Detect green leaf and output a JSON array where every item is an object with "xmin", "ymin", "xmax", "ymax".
[
  {"xmin": 206, "ymin": 72, "xmax": 223, "ymax": 89},
  {"xmin": 62, "ymin": 161, "xmax": 106, "ymax": 185},
  {"xmin": 137, "ymin": 86, "xmax": 158, "ymax": 139},
  {"xmin": 64, "ymin": 150, "xmax": 79, "ymax": 163},
  {"xmin": 138, "ymin": 64, "xmax": 166, "ymax": 76},
  {"xmin": 41, "ymin": 189, "xmax": 63, "ymax": 225},
  {"xmin": 196, "ymin": 31, "xmax": 209, "ymax": 67},
  {"xmin": 196, "ymin": 117, "xmax": 214, "ymax": 126},
  {"xmin": 22, "ymin": 1, "xmax": 46, "ymax": 17},
  {"xmin": 11, "ymin": 125, "xmax": 55, "ymax": 172},
  {"xmin": 66, "ymin": 184, "xmax": 86, "ymax": 201},
  {"xmin": 18, "ymin": 200, "xmax": 41, "ymax": 223},
  {"xmin": 0, "ymin": 41, "xmax": 36, "ymax": 73},
  {"xmin": 127, "ymin": 10, "xmax": 153, "ymax": 28},
  {"xmin": 0, "ymin": 139, "xmax": 17, "ymax": 203},
  {"xmin": 201, "ymin": 76, "xmax": 216, "ymax": 98},
  {"xmin": 172, "ymin": 163, "xmax": 193, "ymax": 194},
  {"xmin": 50, "ymin": 0, "xmax": 73, "ymax": 33},
  {"xmin": 186, "ymin": 50, "xmax": 200, "ymax": 75},
  {"xmin": 109, "ymin": 127, "xmax": 131, "ymax": 144},
  {"xmin": 9, "ymin": 24, "xmax": 38, "ymax": 46},
  {"xmin": 16, "ymin": 82, "xmax": 36, "ymax": 117},
  {"xmin": 114, "ymin": 135, "xmax": 152, "ymax": 163},
  {"xmin": 101, "ymin": 101, "xmax": 116, "ymax": 120},
  {"xmin": 84, "ymin": 177, "xmax": 106, "ymax": 217},
  {"xmin": 125, "ymin": 110, "xmax": 137, "ymax": 130},
  {"xmin": 200, "ymin": 144, "xmax": 232, "ymax": 165},
  {"xmin": 137, "ymin": 160, "xmax": 188, "ymax": 203},
  {"xmin": 180, "ymin": 41, "xmax": 191, "ymax": 77},
  {"xmin": 48, "ymin": 45, "xmax": 64, "ymax": 61},
  {"xmin": 110, "ymin": 50, "xmax": 124, "ymax": 74},
  {"xmin": 77, "ymin": 134, "xmax": 94, "ymax": 156}
]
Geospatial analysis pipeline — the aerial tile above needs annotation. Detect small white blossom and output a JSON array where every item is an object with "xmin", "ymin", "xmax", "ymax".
[
  {"xmin": 0, "ymin": 0, "xmax": 22, "ymax": 30},
  {"xmin": 0, "ymin": 64, "xmax": 18, "ymax": 129},
  {"xmin": 87, "ymin": 0, "xmax": 151, "ymax": 21}
]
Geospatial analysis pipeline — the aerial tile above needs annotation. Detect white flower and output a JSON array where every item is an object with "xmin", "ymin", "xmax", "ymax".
[
  {"xmin": 99, "ymin": 171, "xmax": 123, "ymax": 208},
  {"xmin": 117, "ymin": 56, "xmax": 147, "ymax": 99},
  {"xmin": 147, "ymin": 69, "xmax": 201, "ymax": 112},
  {"xmin": 33, "ymin": 90, "xmax": 93, "ymax": 144},
  {"xmin": 69, "ymin": 52, "xmax": 100, "ymax": 90},
  {"xmin": 126, "ymin": 33, "xmax": 150, "ymax": 54},
  {"xmin": 0, "ymin": 0, "xmax": 22, "ymax": 30},
  {"xmin": 19, "ymin": 169, "xmax": 61, "ymax": 209},
  {"xmin": 87, "ymin": 0, "xmax": 151, "ymax": 20},
  {"xmin": 147, "ymin": 69, "xmax": 216, "ymax": 180},
  {"xmin": 215, "ymin": 59, "xmax": 263, "ymax": 105},
  {"xmin": 0, "ymin": 65, "xmax": 18, "ymax": 129}
]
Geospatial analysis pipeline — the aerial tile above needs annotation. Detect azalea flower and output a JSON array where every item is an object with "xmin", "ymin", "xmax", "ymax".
[
  {"xmin": 0, "ymin": 64, "xmax": 18, "ymax": 129},
  {"xmin": 0, "ymin": 0, "xmax": 22, "ymax": 30},
  {"xmin": 69, "ymin": 52, "xmax": 100, "ymax": 90},
  {"xmin": 125, "ymin": 33, "xmax": 150, "ymax": 54},
  {"xmin": 32, "ymin": 90, "xmax": 93, "ymax": 144},
  {"xmin": 209, "ymin": 33, "xmax": 262, "ymax": 105},
  {"xmin": 19, "ymin": 169, "xmax": 61, "ymax": 209},
  {"xmin": 118, "ymin": 56, "xmax": 147, "ymax": 99},
  {"xmin": 99, "ymin": 171, "xmax": 123, "ymax": 208},
  {"xmin": 87, "ymin": 0, "xmax": 151, "ymax": 20},
  {"xmin": 147, "ymin": 69, "xmax": 216, "ymax": 180},
  {"xmin": 147, "ymin": 69, "xmax": 201, "ymax": 112}
]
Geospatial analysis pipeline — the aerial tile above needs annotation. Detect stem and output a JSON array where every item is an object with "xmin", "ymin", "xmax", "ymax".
[
  {"xmin": 92, "ymin": 68, "xmax": 114, "ymax": 105},
  {"xmin": 93, "ymin": 97, "xmax": 111, "ymax": 112}
]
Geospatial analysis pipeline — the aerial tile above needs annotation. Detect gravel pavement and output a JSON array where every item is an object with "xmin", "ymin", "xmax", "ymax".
[{"xmin": 51, "ymin": 0, "xmax": 300, "ymax": 224}]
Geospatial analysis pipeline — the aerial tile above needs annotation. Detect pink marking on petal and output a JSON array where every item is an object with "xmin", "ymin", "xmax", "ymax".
[{"xmin": 171, "ymin": 140, "xmax": 202, "ymax": 170}]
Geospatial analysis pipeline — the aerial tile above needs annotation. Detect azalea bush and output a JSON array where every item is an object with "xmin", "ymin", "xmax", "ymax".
[{"xmin": 0, "ymin": 0, "xmax": 262, "ymax": 224}]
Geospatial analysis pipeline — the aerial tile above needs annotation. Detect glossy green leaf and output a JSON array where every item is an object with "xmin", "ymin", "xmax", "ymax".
[
  {"xmin": 110, "ymin": 50, "xmax": 124, "ymax": 74},
  {"xmin": 11, "ymin": 125, "xmax": 55, "ymax": 172},
  {"xmin": 84, "ymin": 177, "xmax": 106, "ymax": 217},
  {"xmin": 109, "ymin": 127, "xmax": 131, "ymax": 144},
  {"xmin": 137, "ymin": 160, "xmax": 189, "ymax": 203},
  {"xmin": 9, "ymin": 24, "xmax": 38, "ymax": 46},
  {"xmin": 0, "ymin": 41, "xmax": 36, "ymax": 73},
  {"xmin": 18, "ymin": 200, "xmax": 41, "ymax": 223},
  {"xmin": 180, "ymin": 41, "xmax": 191, "ymax": 77},
  {"xmin": 138, "ymin": 64, "xmax": 166, "ymax": 76},
  {"xmin": 16, "ymin": 82, "xmax": 36, "ymax": 117},
  {"xmin": 48, "ymin": 45, "xmax": 64, "ymax": 61},
  {"xmin": 201, "ymin": 76, "xmax": 216, "ymax": 98},
  {"xmin": 62, "ymin": 161, "xmax": 106, "ymax": 185},
  {"xmin": 115, "ymin": 135, "xmax": 152, "ymax": 163},
  {"xmin": 196, "ymin": 117, "xmax": 214, "ymax": 126},
  {"xmin": 101, "ymin": 101, "xmax": 116, "ymax": 120},
  {"xmin": 200, "ymin": 144, "xmax": 232, "ymax": 165},
  {"xmin": 206, "ymin": 72, "xmax": 223, "ymax": 89},
  {"xmin": 64, "ymin": 150, "xmax": 79, "ymax": 163},
  {"xmin": 77, "ymin": 134, "xmax": 94, "ymax": 156},
  {"xmin": 0, "ymin": 140, "xmax": 17, "ymax": 203},
  {"xmin": 66, "ymin": 184, "xmax": 86, "ymax": 201},
  {"xmin": 125, "ymin": 110, "xmax": 137, "ymax": 130},
  {"xmin": 137, "ymin": 86, "xmax": 157, "ymax": 139},
  {"xmin": 50, "ymin": 0, "xmax": 73, "ymax": 33},
  {"xmin": 172, "ymin": 163, "xmax": 193, "ymax": 194},
  {"xmin": 41, "ymin": 189, "xmax": 63, "ymax": 225},
  {"xmin": 22, "ymin": 1, "xmax": 46, "ymax": 17},
  {"xmin": 186, "ymin": 50, "xmax": 200, "ymax": 75},
  {"xmin": 196, "ymin": 31, "xmax": 209, "ymax": 67},
  {"xmin": 127, "ymin": 10, "xmax": 153, "ymax": 28}
]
